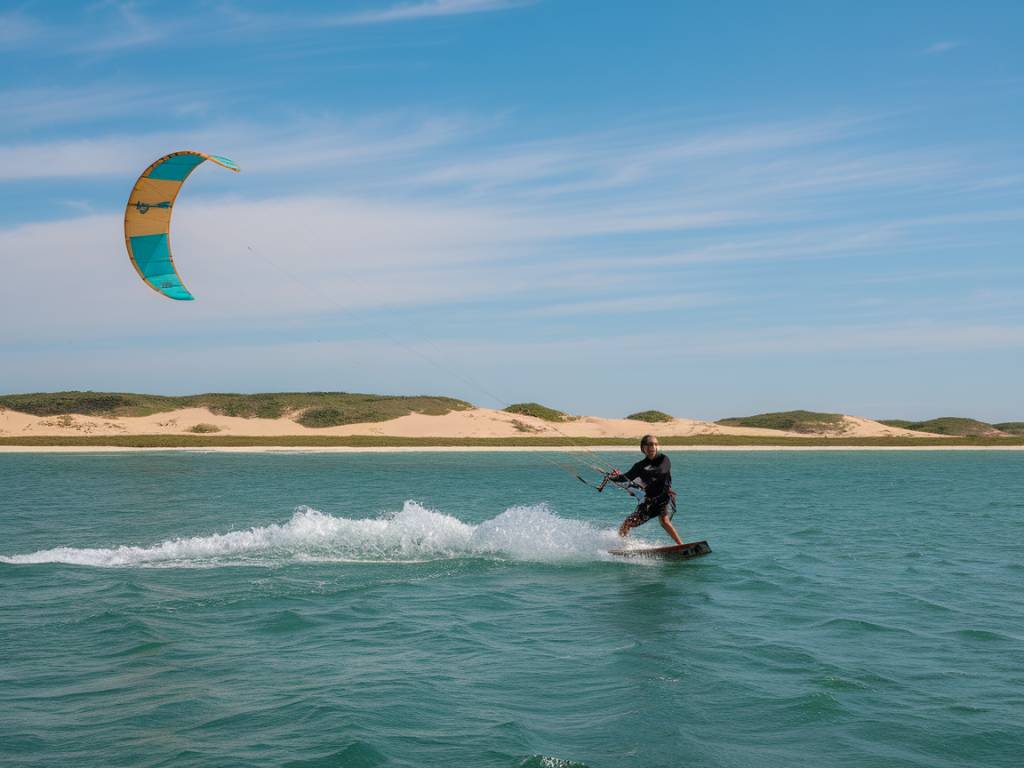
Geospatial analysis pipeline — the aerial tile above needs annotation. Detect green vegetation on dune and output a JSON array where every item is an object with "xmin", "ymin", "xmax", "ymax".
[
  {"xmin": 502, "ymin": 403, "xmax": 573, "ymax": 422},
  {"xmin": 187, "ymin": 423, "xmax": 221, "ymax": 434},
  {"xmin": 0, "ymin": 391, "xmax": 473, "ymax": 425},
  {"xmin": 205, "ymin": 394, "xmax": 289, "ymax": 419},
  {"xmin": 0, "ymin": 391, "xmax": 165, "ymax": 417},
  {"xmin": 994, "ymin": 422, "xmax": 1024, "ymax": 435},
  {"xmin": 715, "ymin": 410, "xmax": 845, "ymax": 434},
  {"xmin": 626, "ymin": 410, "xmax": 674, "ymax": 423},
  {"xmin": 298, "ymin": 408, "xmax": 348, "ymax": 428},
  {"xmin": 880, "ymin": 417, "xmax": 1004, "ymax": 437}
]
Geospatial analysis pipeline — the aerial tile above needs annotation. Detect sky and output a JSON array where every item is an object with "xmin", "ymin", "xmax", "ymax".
[{"xmin": 1, "ymin": 0, "xmax": 1022, "ymax": 421}]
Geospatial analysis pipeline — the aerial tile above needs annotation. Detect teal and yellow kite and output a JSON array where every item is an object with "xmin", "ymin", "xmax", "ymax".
[{"xmin": 124, "ymin": 151, "xmax": 240, "ymax": 300}]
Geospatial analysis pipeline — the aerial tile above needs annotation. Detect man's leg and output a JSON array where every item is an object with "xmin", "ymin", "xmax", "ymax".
[
  {"xmin": 618, "ymin": 506, "xmax": 646, "ymax": 537},
  {"xmin": 660, "ymin": 514, "xmax": 684, "ymax": 546}
]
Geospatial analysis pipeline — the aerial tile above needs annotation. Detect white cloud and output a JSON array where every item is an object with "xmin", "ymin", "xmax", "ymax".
[
  {"xmin": 0, "ymin": 115, "xmax": 473, "ymax": 180},
  {"xmin": 665, "ymin": 323, "xmax": 1024, "ymax": 357},
  {"xmin": 926, "ymin": 41, "xmax": 963, "ymax": 55},
  {"xmin": 0, "ymin": 112, "xmax": 975, "ymax": 240},
  {"xmin": 523, "ymin": 292, "xmax": 723, "ymax": 318},
  {"xmin": 0, "ymin": 11, "xmax": 41, "ymax": 49},
  {"xmin": 0, "ymin": 196, "xmax": 543, "ymax": 341},
  {"xmin": 0, "ymin": 5, "xmax": 187, "ymax": 56},
  {"xmin": 72, "ymin": 7, "xmax": 170, "ymax": 53},
  {"xmin": 323, "ymin": 0, "xmax": 536, "ymax": 26},
  {"xmin": 0, "ymin": 85, "xmax": 189, "ymax": 131},
  {"xmin": 412, "ymin": 118, "xmax": 861, "ymax": 194},
  {"xmin": 0, "ymin": 1, "xmax": 539, "ymax": 58},
  {"xmin": 0, "ymin": 137, "xmax": 153, "ymax": 181}
]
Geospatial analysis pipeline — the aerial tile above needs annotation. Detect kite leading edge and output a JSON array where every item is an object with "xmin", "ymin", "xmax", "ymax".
[{"xmin": 124, "ymin": 151, "xmax": 240, "ymax": 300}]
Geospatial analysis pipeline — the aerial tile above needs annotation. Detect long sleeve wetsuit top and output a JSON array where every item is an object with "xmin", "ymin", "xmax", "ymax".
[{"xmin": 612, "ymin": 453, "xmax": 672, "ymax": 501}]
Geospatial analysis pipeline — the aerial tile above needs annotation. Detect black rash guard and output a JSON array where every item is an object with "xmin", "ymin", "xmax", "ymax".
[{"xmin": 611, "ymin": 453, "xmax": 672, "ymax": 502}]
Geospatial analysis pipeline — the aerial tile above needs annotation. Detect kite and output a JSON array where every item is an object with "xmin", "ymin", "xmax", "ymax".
[{"xmin": 124, "ymin": 151, "xmax": 240, "ymax": 300}]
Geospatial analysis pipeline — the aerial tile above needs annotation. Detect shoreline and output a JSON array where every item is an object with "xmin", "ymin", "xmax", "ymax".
[{"xmin": 3, "ymin": 445, "xmax": 1024, "ymax": 453}]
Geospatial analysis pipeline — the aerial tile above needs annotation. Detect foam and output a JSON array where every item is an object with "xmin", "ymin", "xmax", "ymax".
[{"xmin": 0, "ymin": 502, "xmax": 637, "ymax": 568}]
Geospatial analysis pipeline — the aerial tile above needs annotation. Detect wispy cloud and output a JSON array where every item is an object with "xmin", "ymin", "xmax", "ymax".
[
  {"xmin": 0, "ymin": 114, "xmax": 473, "ymax": 181},
  {"xmin": 0, "ymin": 196, "xmax": 542, "ymax": 339},
  {"xmin": 412, "ymin": 118, "xmax": 860, "ymax": 194},
  {"xmin": 72, "ymin": 2, "xmax": 170, "ymax": 52},
  {"xmin": 926, "ymin": 41, "xmax": 963, "ymax": 55},
  {"xmin": 0, "ymin": 84, "xmax": 215, "ymax": 132},
  {"xmin": 0, "ymin": 4, "xmax": 186, "ymax": 56},
  {"xmin": 0, "ymin": 136, "xmax": 163, "ymax": 181},
  {"xmin": 523, "ymin": 292, "xmax": 723, "ymax": 318},
  {"xmin": 674, "ymin": 323, "xmax": 1024, "ymax": 356},
  {"xmin": 0, "ymin": 11, "xmax": 42, "ymax": 49},
  {"xmin": 323, "ymin": 0, "xmax": 536, "ymax": 26},
  {"xmin": 2, "ymin": 1, "xmax": 540, "ymax": 55}
]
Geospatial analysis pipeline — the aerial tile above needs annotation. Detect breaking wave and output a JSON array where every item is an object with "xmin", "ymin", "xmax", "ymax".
[{"xmin": 0, "ymin": 502, "xmax": 642, "ymax": 568}]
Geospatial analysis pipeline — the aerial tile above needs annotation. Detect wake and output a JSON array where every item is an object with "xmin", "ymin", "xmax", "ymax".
[{"xmin": 0, "ymin": 502, "xmax": 643, "ymax": 568}]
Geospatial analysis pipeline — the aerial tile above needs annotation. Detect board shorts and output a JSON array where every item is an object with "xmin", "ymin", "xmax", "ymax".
[{"xmin": 623, "ymin": 491, "xmax": 677, "ymax": 527}]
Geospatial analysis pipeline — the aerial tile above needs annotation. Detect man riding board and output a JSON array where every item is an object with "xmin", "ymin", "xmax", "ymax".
[{"xmin": 606, "ymin": 435, "xmax": 684, "ymax": 546}]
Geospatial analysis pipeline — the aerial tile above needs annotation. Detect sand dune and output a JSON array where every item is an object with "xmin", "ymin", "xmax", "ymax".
[{"xmin": 0, "ymin": 406, "xmax": 936, "ymax": 439}]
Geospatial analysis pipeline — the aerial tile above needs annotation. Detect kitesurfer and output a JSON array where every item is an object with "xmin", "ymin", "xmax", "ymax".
[{"xmin": 606, "ymin": 435, "xmax": 684, "ymax": 545}]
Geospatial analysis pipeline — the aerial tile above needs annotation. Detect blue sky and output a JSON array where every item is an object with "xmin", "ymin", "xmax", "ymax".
[{"xmin": 1, "ymin": 0, "xmax": 1022, "ymax": 421}]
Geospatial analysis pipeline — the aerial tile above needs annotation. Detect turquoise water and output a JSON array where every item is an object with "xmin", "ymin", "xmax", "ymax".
[{"xmin": 1, "ymin": 450, "xmax": 1022, "ymax": 768}]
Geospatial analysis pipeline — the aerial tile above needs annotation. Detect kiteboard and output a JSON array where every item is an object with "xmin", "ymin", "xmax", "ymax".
[{"xmin": 608, "ymin": 540, "xmax": 711, "ymax": 561}]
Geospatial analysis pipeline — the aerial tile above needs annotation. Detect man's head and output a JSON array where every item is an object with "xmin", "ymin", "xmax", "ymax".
[{"xmin": 640, "ymin": 434, "xmax": 660, "ymax": 459}]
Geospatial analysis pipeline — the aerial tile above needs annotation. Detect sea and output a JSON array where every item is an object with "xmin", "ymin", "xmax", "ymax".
[{"xmin": 1, "ymin": 450, "xmax": 1021, "ymax": 768}]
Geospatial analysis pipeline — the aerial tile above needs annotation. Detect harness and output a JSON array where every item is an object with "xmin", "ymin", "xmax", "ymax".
[{"xmin": 638, "ymin": 487, "xmax": 678, "ymax": 516}]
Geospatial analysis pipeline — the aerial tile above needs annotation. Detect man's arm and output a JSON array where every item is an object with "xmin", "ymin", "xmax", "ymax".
[{"xmin": 607, "ymin": 459, "xmax": 643, "ymax": 484}]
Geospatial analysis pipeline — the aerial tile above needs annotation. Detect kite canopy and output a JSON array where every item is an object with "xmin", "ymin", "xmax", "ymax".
[{"xmin": 124, "ymin": 151, "xmax": 240, "ymax": 300}]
